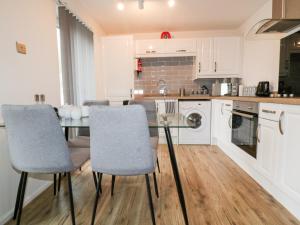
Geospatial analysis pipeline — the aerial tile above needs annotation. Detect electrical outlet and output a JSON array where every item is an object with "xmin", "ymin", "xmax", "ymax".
[{"xmin": 16, "ymin": 42, "xmax": 27, "ymax": 54}]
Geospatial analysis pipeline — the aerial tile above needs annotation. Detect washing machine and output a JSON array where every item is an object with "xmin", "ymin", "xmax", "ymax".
[{"xmin": 179, "ymin": 100, "xmax": 211, "ymax": 144}]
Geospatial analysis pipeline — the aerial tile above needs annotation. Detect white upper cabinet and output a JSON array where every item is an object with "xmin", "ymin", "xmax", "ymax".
[
  {"xmin": 214, "ymin": 37, "xmax": 241, "ymax": 75},
  {"xmin": 102, "ymin": 35, "xmax": 134, "ymax": 101},
  {"xmin": 135, "ymin": 39, "xmax": 165, "ymax": 56},
  {"xmin": 197, "ymin": 38, "xmax": 214, "ymax": 76},
  {"xmin": 196, "ymin": 36, "xmax": 241, "ymax": 79},
  {"xmin": 135, "ymin": 39, "xmax": 196, "ymax": 57}
]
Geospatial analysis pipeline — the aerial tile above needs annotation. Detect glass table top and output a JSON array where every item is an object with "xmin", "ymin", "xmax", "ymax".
[{"xmin": 0, "ymin": 113, "xmax": 195, "ymax": 129}]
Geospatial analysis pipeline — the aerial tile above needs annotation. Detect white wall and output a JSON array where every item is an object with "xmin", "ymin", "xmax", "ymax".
[
  {"xmin": 239, "ymin": 0, "xmax": 281, "ymax": 91},
  {"xmin": 0, "ymin": 0, "xmax": 61, "ymax": 224}
]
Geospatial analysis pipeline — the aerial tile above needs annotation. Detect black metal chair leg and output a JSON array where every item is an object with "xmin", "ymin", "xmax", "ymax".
[
  {"xmin": 153, "ymin": 172, "xmax": 159, "ymax": 198},
  {"xmin": 97, "ymin": 173, "xmax": 103, "ymax": 194},
  {"xmin": 145, "ymin": 174, "xmax": 156, "ymax": 225},
  {"xmin": 58, "ymin": 173, "xmax": 61, "ymax": 192},
  {"xmin": 92, "ymin": 172, "xmax": 98, "ymax": 189},
  {"xmin": 16, "ymin": 172, "xmax": 28, "ymax": 225},
  {"xmin": 13, "ymin": 173, "xmax": 24, "ymax": 220},
  {"xmin": 156, "ymin": 158, "xmax": 161, "ymax": 173},
  {"xmin": 67, "ymin": 173, "xmax": 76, "ymax": 225},
  {"xmin": 53, "ymin": 174, "xmax": 57, "ymax": 196},
  {"xmin": 91, "ymin": 173, "xmax": 102, "ymax": 225},
  {"xmin": 111, "ymin": 175, "xmax": 116, "ymax": 196}
]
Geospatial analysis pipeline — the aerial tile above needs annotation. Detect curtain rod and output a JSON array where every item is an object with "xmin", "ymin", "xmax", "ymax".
[{"xmin": 56, "ymin": 0, "xmax": 93, "ymax": 32}]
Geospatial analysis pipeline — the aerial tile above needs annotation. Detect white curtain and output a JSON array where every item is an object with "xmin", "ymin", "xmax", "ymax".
[{"xmin": 58, "ymin": 6, "xmax": 96, "ymax": 105}]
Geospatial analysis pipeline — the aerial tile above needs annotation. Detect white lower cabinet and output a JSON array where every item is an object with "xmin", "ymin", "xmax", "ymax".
[
  {"xmin": 155, "ymin": 100, "xmax": 178, "ymax": 144},
  {"xmin": 277, "ymin": 105, "xmax": 300, "ymax": 208},
  {"xmin": 256, "ymin": 117, "xmax": 280, "ymax": 181},
  {"xmin": 211, "ymin": 100, "xmax": 232, "ymax": 147}
]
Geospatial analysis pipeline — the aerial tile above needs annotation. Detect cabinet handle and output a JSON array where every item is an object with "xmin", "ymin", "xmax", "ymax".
[
  {"xmin": 256, "ymin": 124, "xmax": 261, "ymax": 143},
  {"xmin": 279, "ymin": 111, "xmax": 284, "ymax": 135},
  {"xmin": 262, "ymin": 109, "xmax": 276, "ymax": 114},
  {"xmin": 214, "ymin": 62, "xmax": 217, "ymax": 72},
  {"xmin": 228, "ymin": 114, "xmax": 232, "ymax": 128},
  {"xmin": 225, "ymin": 104, "xmax": 232, "ymax": 107},
  {"xmin": 146, "ymin": 50, "xmax": 151, "ymax": 54},
  {"xmin": 151, "ymin": 50, "xmax": 156, "ymax": 53},
  {"xmin": 199, "ymin": 62, "xmax": 201, "ymax": 73},
  {"xmin": 176, "ymin": 49, "xmax": 187, "ymax": 52}
]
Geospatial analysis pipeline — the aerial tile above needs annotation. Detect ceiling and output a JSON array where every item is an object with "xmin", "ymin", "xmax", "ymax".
[{"xmin": 78, "ymin": 0, "xmax": 269, "ymax": 35}]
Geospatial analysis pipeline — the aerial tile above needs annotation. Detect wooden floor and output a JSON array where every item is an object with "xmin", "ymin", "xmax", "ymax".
[{"xmin": 5, "ymin": 145, "xmax": 300, "ymax": 225}]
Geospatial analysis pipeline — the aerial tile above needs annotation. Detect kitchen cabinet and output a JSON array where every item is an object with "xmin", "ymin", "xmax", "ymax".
[
  {"xmin": 155, "ymin": 100, "xmax": 178, "ymax": 144},
  {"xmin": 277, "ymin": 104, "xmax": 300, "ymax": 204},
  {"xmin": 196, "ymin": 38, "xmax": 214, "ymax": 76},
  {"xmin": 211, "ymin": 100, "xmax": 232, "ymax": 146},
  {"xmin": 195, "ymin": 37, "xmax": 241, "ymax": 79},
  {"xmin": 256, "ymin": 117, "xmax": 280, "ymax": 181},
  {"xmin": 102, "ymin": 35, "xmax": 134, "ymax": 102},
  {"xmin": 135, "ymin": 39, "xmax": 196, "ymax": 57}
]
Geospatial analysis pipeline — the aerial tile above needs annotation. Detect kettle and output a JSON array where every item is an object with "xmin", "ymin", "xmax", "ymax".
[{"xmin": 256, "ymin": 81, "xmax": 270, "ymax": 97}]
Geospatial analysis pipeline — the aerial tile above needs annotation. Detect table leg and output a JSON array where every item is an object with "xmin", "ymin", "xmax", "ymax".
[
  {"xmin": 164, "ymin": 126, "xmax": 189, "ymax": 225},
  {"xmin": 65, "ymin": 127, "xmax": 69, "ymax": 141}
]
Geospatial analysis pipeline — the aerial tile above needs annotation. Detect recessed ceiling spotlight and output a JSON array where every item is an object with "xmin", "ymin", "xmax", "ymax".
[
  {"xmin": 168, "ymin": 0, "xmax": 175, "ymax": 7},
  {"xmin": 117, "ymin": 2, "xmax": 125, "ymax": 11}
]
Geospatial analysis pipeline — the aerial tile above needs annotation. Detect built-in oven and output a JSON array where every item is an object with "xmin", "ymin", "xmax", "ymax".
[{"xmin": 231, "ymin": 101, "xmax": 258, "ymax": 158}]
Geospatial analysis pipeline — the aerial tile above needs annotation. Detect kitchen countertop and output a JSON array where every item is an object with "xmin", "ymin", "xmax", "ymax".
[{"xmin": 134, "ymin": 94, "xmax": 300, "ymax": 105}]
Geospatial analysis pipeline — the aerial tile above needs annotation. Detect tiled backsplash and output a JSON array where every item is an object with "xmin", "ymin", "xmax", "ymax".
[{"xmin": 134, "ymin": 57, "xmax": 199, "ymax": 95}]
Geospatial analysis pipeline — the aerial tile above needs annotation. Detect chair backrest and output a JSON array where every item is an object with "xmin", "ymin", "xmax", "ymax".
[
  {"xmin": 89, "ymin": 105, "xmax": 155, "ymax": 176},
  {"xmin": 129, "ymin": 100, "xmax": 158, "ymax": 137},
  {"xmin": 1, "ymin": 105, "xmax": 73, "ymax": 173},
  {"xmin": 78, "ymin": 100, "xmax": 110, "ymax": 136}
]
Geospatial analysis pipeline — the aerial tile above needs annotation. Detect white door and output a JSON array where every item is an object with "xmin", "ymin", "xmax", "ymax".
[
  {"xmin": 256, "ymin": 118, "xmax": 280, "ymax": 181},
  {"xmin": 196, "ymin": 38, "xmax": 214, "ymax": 77},
  {"xmin": 278, "ymin": 105, "xmax": 300, "ymax": 202},
  {"xmin": 102, "ymin": 36, "xmax": 134, "ymax": 102},
  {"xmin": 214, "ymin": 37, "xmax": 240, "ymax": 75}
]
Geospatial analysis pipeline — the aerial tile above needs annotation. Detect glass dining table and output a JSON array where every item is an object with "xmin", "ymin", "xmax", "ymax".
[{"xmin": 1, "ymin": 113, "xmax": 193, "ymax": 225}]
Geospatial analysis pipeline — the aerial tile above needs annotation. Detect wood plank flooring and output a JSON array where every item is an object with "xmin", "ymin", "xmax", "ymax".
[{"xmin": 5, "ymin": 145, "xmax": 300, "ymax": 225}]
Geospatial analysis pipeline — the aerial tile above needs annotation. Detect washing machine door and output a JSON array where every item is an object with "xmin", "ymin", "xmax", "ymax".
[{"xmin": 186, "ymin": 112, "xmax": 203, "ymax": 129}]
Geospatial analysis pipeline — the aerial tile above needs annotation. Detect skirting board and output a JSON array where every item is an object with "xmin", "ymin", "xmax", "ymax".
[{"xmin": 0, "ymin": 181, "xmax": 51, "ymax": 225}]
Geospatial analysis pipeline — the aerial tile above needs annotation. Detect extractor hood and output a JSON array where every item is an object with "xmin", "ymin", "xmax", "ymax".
[{"xmin": 256, "ymin": 0, "xmax": 300, "ymax": 34}]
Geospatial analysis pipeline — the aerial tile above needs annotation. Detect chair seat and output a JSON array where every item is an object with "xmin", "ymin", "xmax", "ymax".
[
  {"xmin": 150, "ymin": 136, "xmax": 158, "ymax": 150},
  {"xmin": 70, "ymin": 148, "xmax": 90, "ymax": 169},
  {"xmin": 68, "ymin": 136, "xmax": 90, "ymax": 148}
]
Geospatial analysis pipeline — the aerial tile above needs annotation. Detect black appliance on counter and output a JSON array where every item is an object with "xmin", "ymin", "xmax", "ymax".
[
  {"xmin": 256, "ymin": 81, "xmax": 270, "ymax": 97},
  {"xmin": 231, "ymin": 101, "xmax": 259, "ymax": 159}
]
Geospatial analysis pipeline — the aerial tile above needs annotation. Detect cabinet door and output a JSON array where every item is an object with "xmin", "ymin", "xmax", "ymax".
[
  {"xmin": 135, "ymin": 39, "xmax": 165, "ymax": 55},
  {"xmin": 197, "ymin": 38, "xmax": 214, "ymax": 76},
  {"xmin": 257, "ymin": 118, "xmax": 280, "ymax": 180},
  {"xmin": 279, "ymin": 105, "xmax": 300, "ymax": 201},
  {"xmin": 215, "ymin": 100, "xmax": 232, "ymax": 145},
  {"xmin": 102, "ymin": 36, "xmax": 134, "ymax": 100},
  {"xmin": 214, "ymin": 37, "xmax": 240, "ymax": 75},
  {"xmin": 165, "ymin": 39, "xmax": 197, "ymax": 54}
]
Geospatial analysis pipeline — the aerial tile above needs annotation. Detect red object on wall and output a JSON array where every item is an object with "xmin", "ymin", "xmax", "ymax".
[
  {"xmin": 161, "ymin": 32, "xmax": 171, "ymax": 39},
  {"xmin": 136, "ymin": 58, "xmax": 142, "ymax": 72}
]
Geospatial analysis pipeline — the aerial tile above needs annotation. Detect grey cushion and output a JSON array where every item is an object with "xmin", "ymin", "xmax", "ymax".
[
  {"xmin": 69, "ymin": 147, "xmax": 90, "ymax": 169},
  {"xmin": 68, "ymin": 136, "xmax": 90, "ymax": 148},
  {"xmin": 77, "ymin": 100, "xmax": 109, "ymax": 137},
  {"xmin": 129, "ymin": 100, "xmax": 159, "ymax": 137},
  {"xmin": 1, "ymin": 105, "xmax": 74, "ymax": 173},
  {"xmin": 89, "ymin": 105, "xmax": 156, "ymax": 176}
]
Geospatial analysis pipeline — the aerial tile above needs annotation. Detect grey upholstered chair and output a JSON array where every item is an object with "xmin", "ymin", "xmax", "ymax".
[
  {"xmin": 68, "ymin": 100, "xmax": 109, "ymax": 148},
  {"xmin": 89, "ymin": 105, "xmax": 157, "ymax": 225},
  {"xmin": 2, "ymin": 105, "xmax": 90, "ymax": 225}
]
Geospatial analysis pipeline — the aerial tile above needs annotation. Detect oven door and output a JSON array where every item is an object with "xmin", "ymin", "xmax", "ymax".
[{"xmin": 231, "ymin": 110, "xmax": 258, "ymax": 158}]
